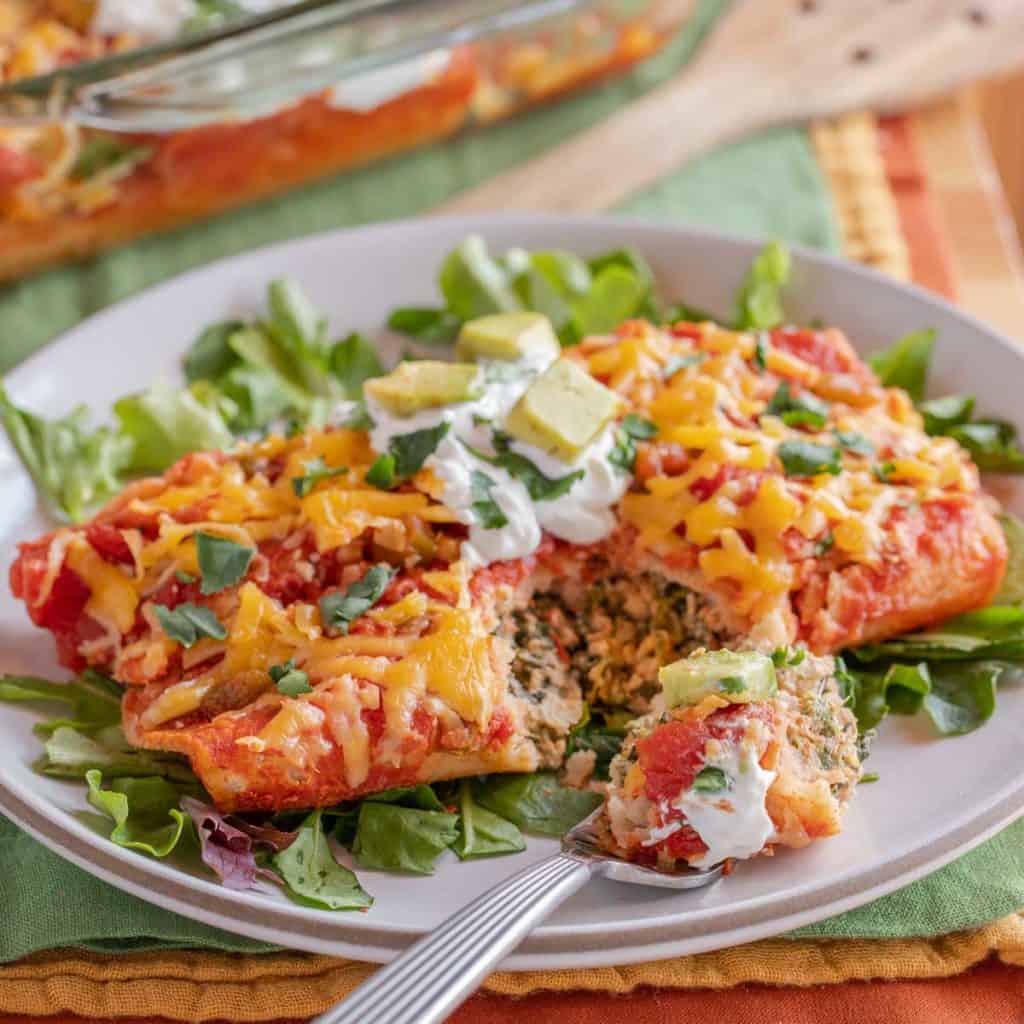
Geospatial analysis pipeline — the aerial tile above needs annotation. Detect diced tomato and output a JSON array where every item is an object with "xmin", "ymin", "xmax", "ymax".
[
  {"xmin": 770, "ymin": 327, "xmax": 856, "ymax": 376},
  {"xmin": 0, "ymin": 146, "xmax": 41, "ymax": 189},
  {"xmin": 669, "ymin": 322, "xmax": 703, "ymax": 340},
  {"xmin": 84, "ymin": 523, "xmax": 134, "ymax": 565},
  {"xmin": 638, "ymin": 704, "xmax": 772, "ymax": 806}
]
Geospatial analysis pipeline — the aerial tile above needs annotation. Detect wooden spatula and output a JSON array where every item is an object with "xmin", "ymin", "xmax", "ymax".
[{"xmin": 436, "ymin": 0, "xmax": 1024, "ymax": 215}]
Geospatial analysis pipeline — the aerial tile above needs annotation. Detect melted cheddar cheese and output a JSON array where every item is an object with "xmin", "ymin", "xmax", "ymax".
[{"xmin": 10, "ymin": 317, "xmax": 1004, "ymax": 811}]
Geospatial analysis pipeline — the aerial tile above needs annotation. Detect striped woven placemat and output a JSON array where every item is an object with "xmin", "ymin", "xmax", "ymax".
[{"xmin": 812, "ymin": 112, "xmax": 911, "ymax": 281}]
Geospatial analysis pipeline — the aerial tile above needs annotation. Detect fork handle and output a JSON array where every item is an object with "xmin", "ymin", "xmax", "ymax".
[{"xmin": 318, "ymin": 853, "xmax": 593, "ymax": 1024}]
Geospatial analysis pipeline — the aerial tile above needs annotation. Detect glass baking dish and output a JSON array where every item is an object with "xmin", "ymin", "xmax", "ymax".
[{"xmin": 0, "ymin": 0, "xmax": 694, "ymax": 280}]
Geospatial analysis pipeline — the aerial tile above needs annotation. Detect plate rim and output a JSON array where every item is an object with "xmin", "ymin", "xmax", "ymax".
[{"xmin": 3, "ymin": 213, "xmax": 1024, "ymax": 968}]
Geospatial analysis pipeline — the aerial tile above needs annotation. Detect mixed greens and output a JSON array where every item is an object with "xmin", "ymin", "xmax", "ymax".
[{"xmin": 3, "ymin": 234, "xmax": 1024, "ymax": 905}]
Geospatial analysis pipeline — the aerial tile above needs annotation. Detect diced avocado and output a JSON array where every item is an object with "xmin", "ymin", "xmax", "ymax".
[
  {"xmin": 659, "ymin": 650, "xmax": 777, "ymax": 709},
  {"xmin": 455, "ymin": 312, "xmax": 559, "ymax": 363},
  {"xmin": 504, "ymin": 358, "xmax": 622, "ymax": 463},
  {"xmin": 364, "ymin": 361, "xmax": 481, "ymax": 417}
]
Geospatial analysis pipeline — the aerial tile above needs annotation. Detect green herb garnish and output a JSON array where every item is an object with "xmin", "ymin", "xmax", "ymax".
[
  {"xmin": 777, "ymin": 440, "xmax": 841, "ymax": 477},
  {"xmin": 154, "ymin": 603, "xmax": 226, "ymax": 647},
  {"xmin": 195, "ymin": 532, "xmax": 254, "ymax": 595},
  {"xmin": 319, "ymin": 564, "xmax": 395, "ymax": 636},
  {"xmin": 291, "ymin": 457, "xmax": 349, "ymax": 498},
  {"xmin": 469, "ymin": 470, "xmax": 508, "ymax": 529},
  {"xmin": 691, "ymin": 766, "xmax": 730, "ymax": 794}
]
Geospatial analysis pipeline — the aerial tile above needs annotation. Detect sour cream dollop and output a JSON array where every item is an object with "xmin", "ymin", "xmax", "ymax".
[
  {"xmin": 364, "ymin": 348, "xmax": 630, "ymax": 568},
  {"xmin": 670, "ymin": 740, "xmax": 776, "ymax": 868}
]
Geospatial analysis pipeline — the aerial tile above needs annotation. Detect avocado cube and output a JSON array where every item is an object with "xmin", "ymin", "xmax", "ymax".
[
  {"xmin": 455, "ymin": 312, "xmax": 559, "ymax": 363},
  {"xmin": 364, "ymin": 361, "xmax": 481, "ymax": 417},
  {"xmin": 659, "ymin": 650, "xmax": 777, "ymax": 709},
  {"xmin": 504, "ymin": 358, "xmax": 622, "ymax": 463}
]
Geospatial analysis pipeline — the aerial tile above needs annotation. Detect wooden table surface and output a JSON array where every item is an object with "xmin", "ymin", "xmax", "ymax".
[{"xmin": 7, "ymin": 87, "xmax": 1024, "ymax": 1024}]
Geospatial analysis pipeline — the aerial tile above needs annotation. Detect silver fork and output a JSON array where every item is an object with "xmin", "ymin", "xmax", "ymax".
[{"xmin": 316, "ymin": 807, "xmax": 721, "ymax": 1024}]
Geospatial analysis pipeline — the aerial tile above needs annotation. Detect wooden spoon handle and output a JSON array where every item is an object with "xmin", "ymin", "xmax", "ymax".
[{"xmin": 434, "ymin": 61, "xmax": 774, "ymax": 215}]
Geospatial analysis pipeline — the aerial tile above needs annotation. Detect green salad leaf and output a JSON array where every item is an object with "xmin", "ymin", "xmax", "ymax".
[
  {"xmin": 996, "ymin": 513, "xmax": 1024, "ymax": 605},
  {"xmin": 0, "ymin": 386, "xmax": 134, "ymax": 522},
  {"xmin": 947, "ymin": 420, "xmax": 1024, "ymax": 473},
  {"xmin": 84, "ymin": 770, "xmax": 189, "ymax": 858},
  {"xmin": 473, "ymin": 773, "xmax": 602, "ymax": 836},
  {"xmin": 39, "ymin": 725, "xmax": 197, "ymax": 782},
  {"xmin": 453, "ymin": 781, "xmax": 525, "ymax": 860},
  {"xmin": 0, "ymin": 669, "xmax": 122, "ymax": 734},
  {"xmin": 330, "ymin": 333, "xmax": 385, "ymax": 399},
  {"xmin": 195, "ymin": 532, "xmax": 254, "ymax": 595},
  {"xmin": 733, "ymin": 241, "xmax": 791, "ymax": 330},
  {"xmin": 565, "ymin": 705, "xmax": 631, "ymax": 781},
  {"xmin": 352, "ymin": 802, "xmax": 459, "ymax": 874},
  {"xmin": 114, "ymin": 383, "xmax": 234, "ymax": 473},
  {"xmin": 439, "ymin": 236, "xmax": 522, "ymax": 321},
  {"xmin": 271, "ymin": 810, "xmax": 372, "ymax": 910},
  {"xmin": 387, "ymin": 307, "xmax": 461, "ymax": 346},
  {"xmin": 919, "ymin": 394, "xmax": 975, "ymax": 436},
  {"xmin": 867, "ymin": 328, "xmax": 936, "ymax": 401},
  {"xmin": 319, "ymin": 564, "xmax": 395, "ymax": 636},
  {"xmin": 183, "ymin": 321, "xmax": 246, "ymax": 383}
]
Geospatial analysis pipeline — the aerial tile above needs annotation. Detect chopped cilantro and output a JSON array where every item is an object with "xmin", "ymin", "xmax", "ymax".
[
  {"xmin": 691, "ymin": 766, "xmax": 730, "ymax": 794},
  {"xmin": 874, "ymin": 460, "xmax": 897, "ymax": 483},
  {"xmin": 766, "ymin": 381, "xmax": 830, "ymax": 430},
  {"xmin": 470, "ymin": 470, "xmax": 508, "ymax": 529},
  {"xmin": 753, "ymin": 333, "xmax": 769, "ymax": 371},
  {"xmin": 464, "ymin": 435, "xmax": 583, "ymax": 502},
  {"xmin": 154, "ymin": 603, "xmax": 226, "ymax": 647},
  {"xmin": 365, "ymin": 454, "xmax": 396, "ymax": 489},
  {"xmin": 835, "ymin": 430, "xmax": 875, "ymax": 456},
  {"xmin": 663, "ymin": 352, "xmax": 705, "ymax": 380},
  {"xmin": 814, "ymin": 533, "xmax": 835, "ymax": 556},
  {"xmin": 367, "ymin": 423, "xmax": 450, "ymax": 490},
  {"xmin": 777, "ymin": 440, "xmax": 841, "ymax": 477},
  {"xmin": 608, "ymin": 414, "xmax": 657, "ymax": 475},
  {"xmin": 717, "ymin": 676, "xmax": 747, "ymax": 694},
  {"xmin": 291, "ymin": 457, "xmax": 348, "ymax": 497},
  {"xmin": 195, "ymin": 532, "xmax": 254, "ymax": 595},
  {"xmin": 269, "ymin": 659, "xmax": 312, "ymax": 696},
  {"xmin": 319, "ymin": 564, "xmax": 395, "ymax": 636}
]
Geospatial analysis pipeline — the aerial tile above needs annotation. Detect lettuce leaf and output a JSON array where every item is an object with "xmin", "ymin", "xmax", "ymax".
[
  {"xmin": 84, "ymin": 770, "xmax": 189, "ymax": 858},
  {"xmin": 114, "ymin": 382, "xmax": 233, "ymax": 473},
  {"xmin": 452, "ymin": 781, "xmax": 525, "ymax": 860},
  {"xmin": 38, "ymin": 725, "xmax": 197, "ymax": 782},
  {"xmin": 180, "ymin": 796, "xmax": 281, "ymax": 890},
  {"xmin": 271, "ymin": 810, "xmax": 372, "ymax": 910},
  {"xmin": 733, "ymin": 241, "xmax": 791, "ymax": 330},
  {"xmin": 0, "ymin": 669, "xmax": 122, "ymax": 733},
  {"xmin": 996, "ymin": 513, "xmax": 1024, "ymax": 605},
  {"xmin": 472, "ymin": 773, "xmax": 601, "ymax": 836},
  {"xmin": 867, "ymin": 328, "xmax": 936, "ymax": 401},
  {"xmin": 0, "ymin": 386, "xmax": 134, "ymax": 522},
  {"xmin": 352, "ymin": 803, "xmax": 459, "ymax": 874}
]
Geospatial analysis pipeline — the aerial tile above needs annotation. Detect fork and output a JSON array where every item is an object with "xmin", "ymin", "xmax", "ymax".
[{"xmin": 314, "ymin": 807, "xmax": 722, "ymax": 1024}]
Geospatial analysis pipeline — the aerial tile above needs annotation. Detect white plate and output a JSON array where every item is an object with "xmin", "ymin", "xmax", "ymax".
[{"xmin": 2, "ymin": 215, "xmax": 1024, "ymax": 970}]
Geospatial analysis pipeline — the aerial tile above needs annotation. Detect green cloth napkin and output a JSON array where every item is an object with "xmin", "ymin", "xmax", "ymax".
[{"xmin": 1, "ymin": 0, "xmax": 1020, "ymax": 964}]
